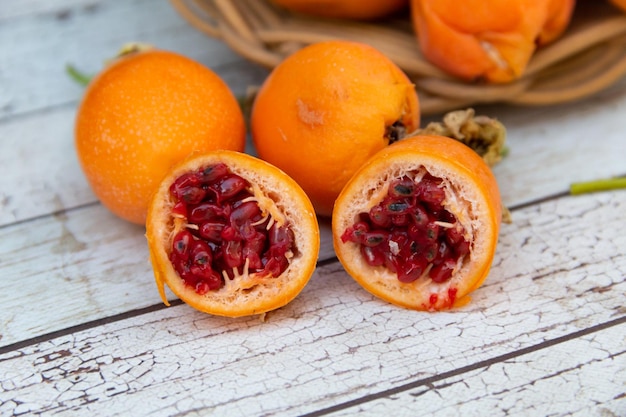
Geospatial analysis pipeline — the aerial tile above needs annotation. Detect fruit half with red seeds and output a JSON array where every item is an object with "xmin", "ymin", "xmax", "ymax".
[
  {"xmin": 146, "ymin": 150, "xmax": 320, "ymax": 317},
  {"xmin": 332, "ymin": 135, "xmax": 502, "ymax": 311}
]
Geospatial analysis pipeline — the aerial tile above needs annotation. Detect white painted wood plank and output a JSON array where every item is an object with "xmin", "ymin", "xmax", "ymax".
[
  {"xmin": 328, "ymin": 322, "xmax": 626, "ymax": 417},
  {"xmin": 0, "ymin": 191, "xmax": 624, "ymax": 415},
  {"xmin": 0, "ymin": 205, "xmax": 335, "ymax": 348},
  {"xmin": 482, "ymin": 77, "xmax": 626, "ymax": 207},
  {"xmin": 0, "ymin": 105, "xmax": 95, "ymax": 226},
  {"xmin": 0, "ymin": 0, "xmax": 265, "ymax": 119},
  {"xmin": 0, "ymin": 0, "xmax": 97, "ymax": 20}
]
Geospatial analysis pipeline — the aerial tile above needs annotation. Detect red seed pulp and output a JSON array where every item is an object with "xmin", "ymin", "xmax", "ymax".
[
  {"xmin": 168, "ymin": 163, "xmax": 296, "ymax": 295},
  {"xmin": 340, "ymin": 171, "xmax": 470, "ymax": 284}
]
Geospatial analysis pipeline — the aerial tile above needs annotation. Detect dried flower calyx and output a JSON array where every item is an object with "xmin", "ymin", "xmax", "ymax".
[{"xmin": 414, "ymin": 108, "xmax": 507, "ymax": 167}]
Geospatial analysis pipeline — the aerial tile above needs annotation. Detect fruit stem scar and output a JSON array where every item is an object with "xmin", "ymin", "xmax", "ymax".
[{"xmin": 385, "ymin": 120, "xmax": 407, "ymax": 144}]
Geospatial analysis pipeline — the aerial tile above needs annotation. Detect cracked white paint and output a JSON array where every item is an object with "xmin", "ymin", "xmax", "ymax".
[
  {"xmin": 337, "ymin": 326, "xmax": 626, "ymax": 416},
  {"xmin": 1, "ymin": 191, "xmax": 625, "ymax": 416},
  {"xmin": 1, "ymin": 0, "xmax": 626, "ymax": 415}
]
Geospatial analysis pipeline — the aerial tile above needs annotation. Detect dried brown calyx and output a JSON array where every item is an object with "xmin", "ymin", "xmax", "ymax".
[{"xmin": 414, "ymin": 108, "xmax": 507, "ymax": 167}]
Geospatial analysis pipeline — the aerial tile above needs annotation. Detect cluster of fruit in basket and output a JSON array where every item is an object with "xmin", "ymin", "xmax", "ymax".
[{"xmin": 270, "ymin": 0, "xmax": 626, "ymax": 84}]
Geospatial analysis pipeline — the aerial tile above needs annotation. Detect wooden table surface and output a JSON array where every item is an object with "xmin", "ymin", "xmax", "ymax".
[{"xmin": 1, "ymin": 1, "xmax": 625, "ymax": 416}]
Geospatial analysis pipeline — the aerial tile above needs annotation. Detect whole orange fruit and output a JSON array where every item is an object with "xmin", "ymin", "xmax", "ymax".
[
  {"xmin": 251, "ymin": 40, "xmax": 420, "ymax": 217},
  {"xmin": 75, "ymin": 49, "xmax": 246, "ymax": 225},
  {"xmin": 146, "ymin": 150, "xmax": 320, "ymax": 317},
  {"xmin": 410, "ymin": 0, "xmax": 575, "ymax": 83}
]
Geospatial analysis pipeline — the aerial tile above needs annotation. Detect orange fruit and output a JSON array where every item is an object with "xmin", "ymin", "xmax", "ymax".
[
  {"xmin": 332, "ymin": 135, "xmax": 502, "ymax": 311},
  {"xmin": 410, "ymin": 0, "xmax": 575, "ymax": 82},
  {"xmin": 146, "ymin": 150, "xmax": 320, "ymax": 317},
  {"xmin": 251, "ymin": 40, "xmax": 420, "ymax": 217},
  {"xmin": 270, "ymin": 0, "xmax": 408, "ymax": 20},
  {"xmin": 75, "ymin": 49, "xmax": 246, "ymax": 225}
]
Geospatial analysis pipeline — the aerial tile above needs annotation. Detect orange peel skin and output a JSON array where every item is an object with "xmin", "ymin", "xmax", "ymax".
[
  {"xmin": 332, "ymin": 135, "xmax": 502, "ymax": 311},
  {"xmin": 146, "ymin": 151, "xmax": 320, "ymax": 318}
]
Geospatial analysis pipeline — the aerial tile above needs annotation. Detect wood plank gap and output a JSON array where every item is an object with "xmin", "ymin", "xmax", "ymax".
[
  {"xmin": 0, "ymin": 258, "xmax": 342, "ymax": 354},
  {"xmin": 0, "ymin": 299, "xmax": 183, "ymax": 356},
  {"xmin": 506, "ymin": 171, "xmax": 626, "ymax": 211},
  {"xmin": 0, "ymin": 100, "xmax": 79, "ymax": 125},
  {"xmin": 0, "ymin": 200, "xmax": 100, "ymax": 231},
  {"xmin": 299, "ymin": 314, "xmax": 626, "ymax": 417}
]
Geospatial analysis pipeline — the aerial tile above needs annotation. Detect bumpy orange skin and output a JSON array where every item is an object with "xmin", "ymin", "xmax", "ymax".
[
  {"xmin": 411, "ymin": 0, "xmax": 575, "ymax": 83},
  {"xmin": 251, "ymin": 40, "xmax": 420, "ymax": 217},
  {"xmin": 332, "ymin": 135, "xmax": 502, "ymax": 311},
  {"xmin": 75, "ymin": 49, "xmax": 246, "ymax": 225},
  {"xmin": 146, "ymin": 150, "xmax": 320, "ymax": 318},
  {"xmin": 270, "ymin": 0, "xmax": 408, "ymax": 20}
]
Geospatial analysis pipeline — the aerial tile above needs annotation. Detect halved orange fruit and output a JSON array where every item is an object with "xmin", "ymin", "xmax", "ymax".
[
  {"xmin": 146, "ymin": 150, "xmax": 320, "ymax": 317},
  {"xmin": 332, "ymin": 135, "xmax": 502, "ymax": 311}
]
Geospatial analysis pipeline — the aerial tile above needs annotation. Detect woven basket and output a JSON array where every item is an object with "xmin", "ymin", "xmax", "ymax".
[{"xmin": 171, "ymin": 0, "xmax": 626, "ymax": 115}]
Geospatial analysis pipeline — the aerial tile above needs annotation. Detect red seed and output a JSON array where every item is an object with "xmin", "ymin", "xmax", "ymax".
[
  {"xmin": 416, "ymin": 176, "xmax": 445, "ymax": 206},
  {"xmin": 222, "ymin": 240, "xmax": 243, "ymax": 269},
  {"xmin": 231, "ymin": 201, "xmax": 262, "ymax": 225},
  {"xmin": 447, "ymin": 224, "xmax": 470, "ymax": 257},
  {"xmin": 198, "ymin": 163, "xmax": 229, "ymax": 185},
  {"xmin": 220, "ymin": 224, "xmax": 240, "ymax": 241},
  {"xmin": 389, "ymin": 176, "xmax": 415, "ymax": 198},
  {"xmin": 433, "ymin": 240, "xmax": 451, "ymax": 265},
  {"xmin": 190, "ymin": 264, "xmax": 222, "ymax": 293},
  {"xmin": 171, "ymin": 230, "xmax": 193, "ymax": 261},
  {"xmin": 424, "ymin": 220, "xmax": 440, "ymax": 243},
  {"xmin": 384, "ymin": 198, "xmax": 412, "ymax": 215},
  {"xmin": 189, "ymin": 203, "xmax": 223, "ymax": 223},
  {"xmin": 169, "ymin": 164, "xmax": 296, "ymax": 293},
  {"xmin": 369, "ymin": 204, "xmax": 391, "ymax": 228},
  {"xmin": 453, "ymin": 239, "xmax": 470, "ymax": 258},
  {"xmin": 217, "ymin": 174, "xmax": 248, "ymax": 201},
  {"xmin": 340, "ymin": 221, "xmax": 369, "ymax": 244},
  {"xmin": 261, "ymin": 255, "xmax": 289, "ymax": 277},
  {"xmin": 198, "ymin": 221, "xmax": 225, "ymax": 242},
  {"xmin": 343, "ymin": 171, "xmax": 470, "ymax": 285},
  {"xmin": 391, "ymin": 213, "xmax": 410, "ymax": 226},
  {"xmin": 429, "ymin": 258, "xmax": 456, "ymax": 283},
  {"xmin": 179, "ymin": 186, "xmax": 206, "ymax": 204},
  {"xmin": 269, "ymin": 223, "xmax": 294, "ymax": 252},
  {"xmin": 397, "ymin": 253, "xmax": 428, "ymax": 283},
  {"xmin": 191, "ymin": 239, "xmax": 213, "ymax": 266},
  {"xmin": 243, "ymin": 233, "xmax": 266, "ymax": 270},
  {"xmin": 362, "ymin": 231, "xmax": 387, "ymax": 247}
]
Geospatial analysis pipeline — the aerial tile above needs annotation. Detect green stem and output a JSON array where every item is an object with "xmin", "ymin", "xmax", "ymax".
[
  {"xmin": 570, "ymin": 177, "xmax": 626, "ymax": 195},
  {"xmin": 65, "ymin": 64, "xmax": 92, "ymax": 87}
]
